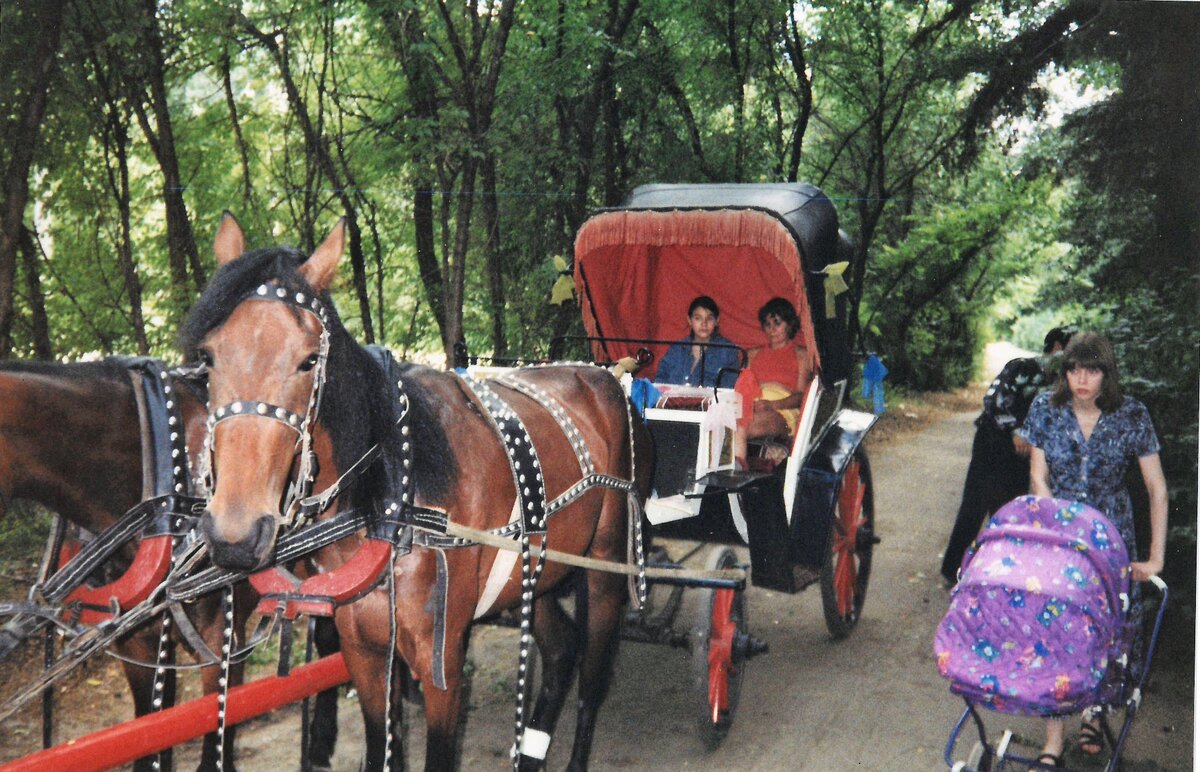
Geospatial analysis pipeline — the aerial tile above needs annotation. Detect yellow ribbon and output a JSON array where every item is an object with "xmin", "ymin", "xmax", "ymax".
[
  {"xmin": 822, "ymin": 261, "xmax": 849, "ymax": 318},
  {"xmin": 549, "ymin": 255, "xmax": 575, "ymax": 305}
]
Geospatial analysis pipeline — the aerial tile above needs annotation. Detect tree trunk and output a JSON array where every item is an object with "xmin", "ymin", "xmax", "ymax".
[
  {"xmin": 568, "ymin": 0, "xmax": 642, "ymax": 229},
  {"xmin": 221, "ymin": 51, "xmax": 254, "ymax": 207},
  {"xmin": 412, "ymin": 180, "xmax": 445, "ymax": 335},
  {"xmin": 134, "ymin": 0, "xmax": 203, "ymax": 296},
  {"xmin": 783, "ymin": 6, "xmax": 813, "ymax": 181},
  {"xmin": 106, "ymin": 108, "xmax": 150, "ymax": 355},
  {"xmin": 374, "ymin": 3, "xmax": 449, "ymax": 345},
  {"xmin": 441, "ymin": 158, "xmax": 478, "ymax": 358},
  {"xmin": 18, "ymin": 226, "xmax": 52, "ymax": 360},
  {"xmin": 242, "ymin": 17, "xmax": 375, "ymax": 342},
  {"xmin": 0, "ymin": 0, "xmax": 66, "ymax": 359},
  {"xmin": 481, "ymin": 153, "xmax": 506, "ymax": 357},
  {"xmin": 90, "ymin": 44, "xmax": 149, "ymax": 354}
]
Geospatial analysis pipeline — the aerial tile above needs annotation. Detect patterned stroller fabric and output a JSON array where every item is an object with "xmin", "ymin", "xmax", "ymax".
[{"xmin": 935, "ymin": 495, "xmax": 1132, "ymax": 716}]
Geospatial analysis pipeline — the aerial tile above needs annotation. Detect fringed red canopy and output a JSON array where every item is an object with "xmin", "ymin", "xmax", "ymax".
[{"xmin": 574, "ymin": 208, "xmax": 819, "ymax": 380}]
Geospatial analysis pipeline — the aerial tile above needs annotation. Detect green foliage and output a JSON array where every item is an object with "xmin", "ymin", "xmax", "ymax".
[
  {"xmin": 862, "ymin": 161, "xmax": 1056, "ymax": 389},
  {"xmin": 1003, "ymin": 5, "xmax": 1200, "ymax": 603},
  {"xmin": 1, "ymin": 4, "xmax": 1194, "ymax": 563},
  {"xmin": 0, "ymin": 501, "xmax": 53, "ymax": 567}
]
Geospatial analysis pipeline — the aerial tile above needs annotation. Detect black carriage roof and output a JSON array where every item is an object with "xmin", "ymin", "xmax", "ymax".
[
  {"xmin": 614, "ymin": 182, "xmax": 842, "ymax": 273},
  {"xmin": 578, "ymin": 182, "xmax": 855, "ymax": 386}
]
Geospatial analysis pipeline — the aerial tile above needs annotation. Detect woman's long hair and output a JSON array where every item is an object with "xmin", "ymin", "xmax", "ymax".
[{"xmin": 1050, "ymin": 331, "xmax": 1123, "ymax": 412}]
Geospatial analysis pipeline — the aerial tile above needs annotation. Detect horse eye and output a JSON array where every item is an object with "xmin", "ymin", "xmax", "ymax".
[
  {"xmin": 298, "ymin": 353, "xmax": 320, "ymax": 373},
  {"xmin": 197, "ymin": 349, "xmax": 214, "ymax": 368}
]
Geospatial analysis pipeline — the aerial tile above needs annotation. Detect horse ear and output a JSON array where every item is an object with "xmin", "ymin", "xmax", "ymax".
[
  {"xmin": 300, "ymin": 219, "xmax": 345, "ymax": 292},
  {"xmin": 213, "ymin": 212, "xmax": 245, "ymax": 266}
]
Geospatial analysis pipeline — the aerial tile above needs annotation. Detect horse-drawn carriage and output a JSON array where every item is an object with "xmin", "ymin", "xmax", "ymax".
[
  {"xmin": 462, "ymin": 182, "xmax": 880, "ymax": 745},
  {"xmin": 0, "ymin": 183, "xmax": 878, "ymax": 769},
  {"xmin": 562, "ymin": 182, "xmax": 879, "ymax": 742}
]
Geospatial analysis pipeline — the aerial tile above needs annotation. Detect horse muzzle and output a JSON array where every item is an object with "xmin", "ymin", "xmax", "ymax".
[{"xmin": 200, "ymin": 509, "xmax": 278, "ymax": 572}]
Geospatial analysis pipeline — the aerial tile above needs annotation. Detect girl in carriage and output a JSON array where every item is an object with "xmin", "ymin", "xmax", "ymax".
[
  {"xmin": 654, "ymin": 295, "xmax": 741, "ymax": 388},
  {"xmin": 732, "ymin": 297, "xmax": 817, "ymax": 468}
]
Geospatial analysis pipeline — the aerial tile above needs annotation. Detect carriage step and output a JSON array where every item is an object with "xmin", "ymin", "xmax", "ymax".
[{"xmin": 686, "ymin": 470, "xmax": 773, "ymax": 496}]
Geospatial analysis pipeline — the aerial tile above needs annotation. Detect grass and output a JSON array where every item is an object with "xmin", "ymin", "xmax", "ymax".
[{"xmin": 0, "ymin": 502, "xmax": 55, "ymax": 589}]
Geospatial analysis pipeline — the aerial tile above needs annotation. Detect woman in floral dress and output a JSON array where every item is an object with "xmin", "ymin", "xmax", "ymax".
[{"xmin": 1018, "ymin": 332, "xmax": 1168, "ymax": 767}]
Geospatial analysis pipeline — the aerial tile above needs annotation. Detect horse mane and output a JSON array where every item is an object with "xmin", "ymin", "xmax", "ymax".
[{"xmin": 179, "ymin": 246, "xmax": 456, "ymax": 509}]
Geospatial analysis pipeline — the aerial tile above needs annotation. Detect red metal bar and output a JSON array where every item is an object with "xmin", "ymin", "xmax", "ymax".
[{"xmin": 0, "ymin": 653, "xmax": 350, "ymax": 771}]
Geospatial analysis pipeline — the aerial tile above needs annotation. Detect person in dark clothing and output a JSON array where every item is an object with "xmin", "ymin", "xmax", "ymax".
[{"xmin": 939, "ymin": 326, "xmax": 1076, "ymax": 584}]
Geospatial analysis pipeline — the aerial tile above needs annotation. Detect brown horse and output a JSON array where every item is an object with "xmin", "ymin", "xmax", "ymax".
[
  {"xmin": 184, "ymin": 216, "xmax": 652, "ymax": 770},
  {"xmin": 0, "ymin": 360, "xmax": 340, "ymax": 771}
]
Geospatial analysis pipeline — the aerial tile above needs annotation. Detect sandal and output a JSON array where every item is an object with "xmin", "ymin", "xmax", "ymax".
[
  {"xmin": 1035, "ymin": 752, "xmax": 1063, "ymax": 769},
  {"xmin": 1078, "ymin": 720, "xmax": 1105, "ymax": 756}
]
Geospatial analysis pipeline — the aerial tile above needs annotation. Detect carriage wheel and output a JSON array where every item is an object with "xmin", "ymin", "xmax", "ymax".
[
  {"xmin": 820, "ymin": 450, "xmax": 875, "ymax": 639},
  {"xmin": 690, "ymin": 547, "xmax": 748, "ymax": 749}
]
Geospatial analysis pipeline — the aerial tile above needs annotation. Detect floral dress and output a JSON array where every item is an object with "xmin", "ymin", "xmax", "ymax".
[{"xmin": 1019, "ymin": 393, "xmax": 1161, "ymax": 673}]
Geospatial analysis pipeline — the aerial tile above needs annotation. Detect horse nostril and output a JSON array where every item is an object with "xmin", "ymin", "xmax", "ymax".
[
  {"xmin": 199, "ymin": 509, "xmax": 220, "ymax": 546},
  {"xmin": 252, "ymin": 515, "xmax": 277, "ymax": 561},
  {"xmin": 200, "ymin": 510, "xmax": 278, "ymax": 571}
]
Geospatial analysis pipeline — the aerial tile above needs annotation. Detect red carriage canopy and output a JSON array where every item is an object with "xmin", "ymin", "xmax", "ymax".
[{"xmin": 573, "ymin": 183, "xmax": 853, "ymax": 386}]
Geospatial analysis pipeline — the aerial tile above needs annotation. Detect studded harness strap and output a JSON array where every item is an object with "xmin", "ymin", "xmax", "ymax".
[
  {"xmin": 203, "ymin": 281, "xmax": 331, "ymax": 528},
  {"xmin": 449, "ymin": 366, "xmax": 645, "ymax": 769},
  {"xmin": 458, "ymin": 375, "xmax": 549, "ymax": 534}
]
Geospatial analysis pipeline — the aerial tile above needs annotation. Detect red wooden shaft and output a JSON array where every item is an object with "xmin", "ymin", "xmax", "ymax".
[{"xmin": 0, "ymin": 653, "xmax": 349, "ymax": 771}]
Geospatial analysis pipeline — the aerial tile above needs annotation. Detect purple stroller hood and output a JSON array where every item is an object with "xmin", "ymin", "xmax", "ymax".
[{"xmin": 934, "ymin": 496, "xmax": 1133, "ymax": 716}]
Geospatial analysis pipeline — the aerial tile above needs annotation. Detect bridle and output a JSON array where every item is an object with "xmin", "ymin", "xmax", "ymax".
[{"xmin": 201, "ymin": 280, "xmax": 331, "ymax": 528}]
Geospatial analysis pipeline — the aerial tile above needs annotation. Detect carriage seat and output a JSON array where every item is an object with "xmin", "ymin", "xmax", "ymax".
[
  {"xmin": 658, "ymin": 394, "xmax": 711, "ymax": 410},
  {"xmin": 652, "ymin": 382, "xmax": 739, "ymax": 411}
]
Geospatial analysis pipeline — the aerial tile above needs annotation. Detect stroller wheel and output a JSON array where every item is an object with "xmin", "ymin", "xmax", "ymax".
[{"xmin": 966, "ymin": 741, "xmax": 993, "ymax": 771}]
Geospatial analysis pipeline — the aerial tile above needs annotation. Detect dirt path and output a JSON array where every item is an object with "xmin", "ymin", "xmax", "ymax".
[
  {"xmin": 197, "ymin": 409, "xmax": 1196, "ymax": 771},
  {"xmin": 2, "ymin": 407, "xmax": 1192, "ymax": 770}
]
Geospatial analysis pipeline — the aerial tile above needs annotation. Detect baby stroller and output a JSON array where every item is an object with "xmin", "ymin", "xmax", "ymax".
[{"xmin": 935, "ymin": 495, "xmax": 1169, "ymax": 771}]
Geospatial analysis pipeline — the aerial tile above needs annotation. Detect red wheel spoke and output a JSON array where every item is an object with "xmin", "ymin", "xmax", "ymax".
[
  {"xmin": 707, "ymin": 588, "xmax": 736, "ymax": 717},
  {"xmin": 833, "ymin": 461, "xmax": 867, "ymax": 618}
]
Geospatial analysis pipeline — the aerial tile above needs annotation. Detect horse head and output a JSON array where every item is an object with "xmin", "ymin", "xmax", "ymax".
[{"xmin": 186, "ymin": 214, "xmax": 344, "ymax": 572}]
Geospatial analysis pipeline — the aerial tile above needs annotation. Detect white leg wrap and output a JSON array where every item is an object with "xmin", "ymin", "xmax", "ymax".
[{"xmin": 519, "ymin": 728, "xmax": 551, "ymax": 760}]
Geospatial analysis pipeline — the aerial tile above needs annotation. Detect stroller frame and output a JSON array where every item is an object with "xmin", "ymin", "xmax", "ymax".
[{"xmin": 944, "ymin": 575, "xmax": 1169, "ymax": 771}]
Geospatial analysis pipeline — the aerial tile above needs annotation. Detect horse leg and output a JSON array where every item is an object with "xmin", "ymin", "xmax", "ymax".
[
  {"xmin": 344, "ymin": 646, "xmax": 404, "ymax": 772},
  {"xmin": 304, "ymin": 616, "xmax": 341, "ymax": 771},
  {"xmin": 517, "ymin": 588, "xmax": 581, "ymax": 771},
  {"xmin": 416, "ymin": 623, "xmax": 472, "ymax": 772},
  {"xmin": 120, "ymin": 621, "xmax": 175, "ymax": 772},
  {"xmin": 564, "ymin": 570, "xmax": 625, "ymax": 772}
]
